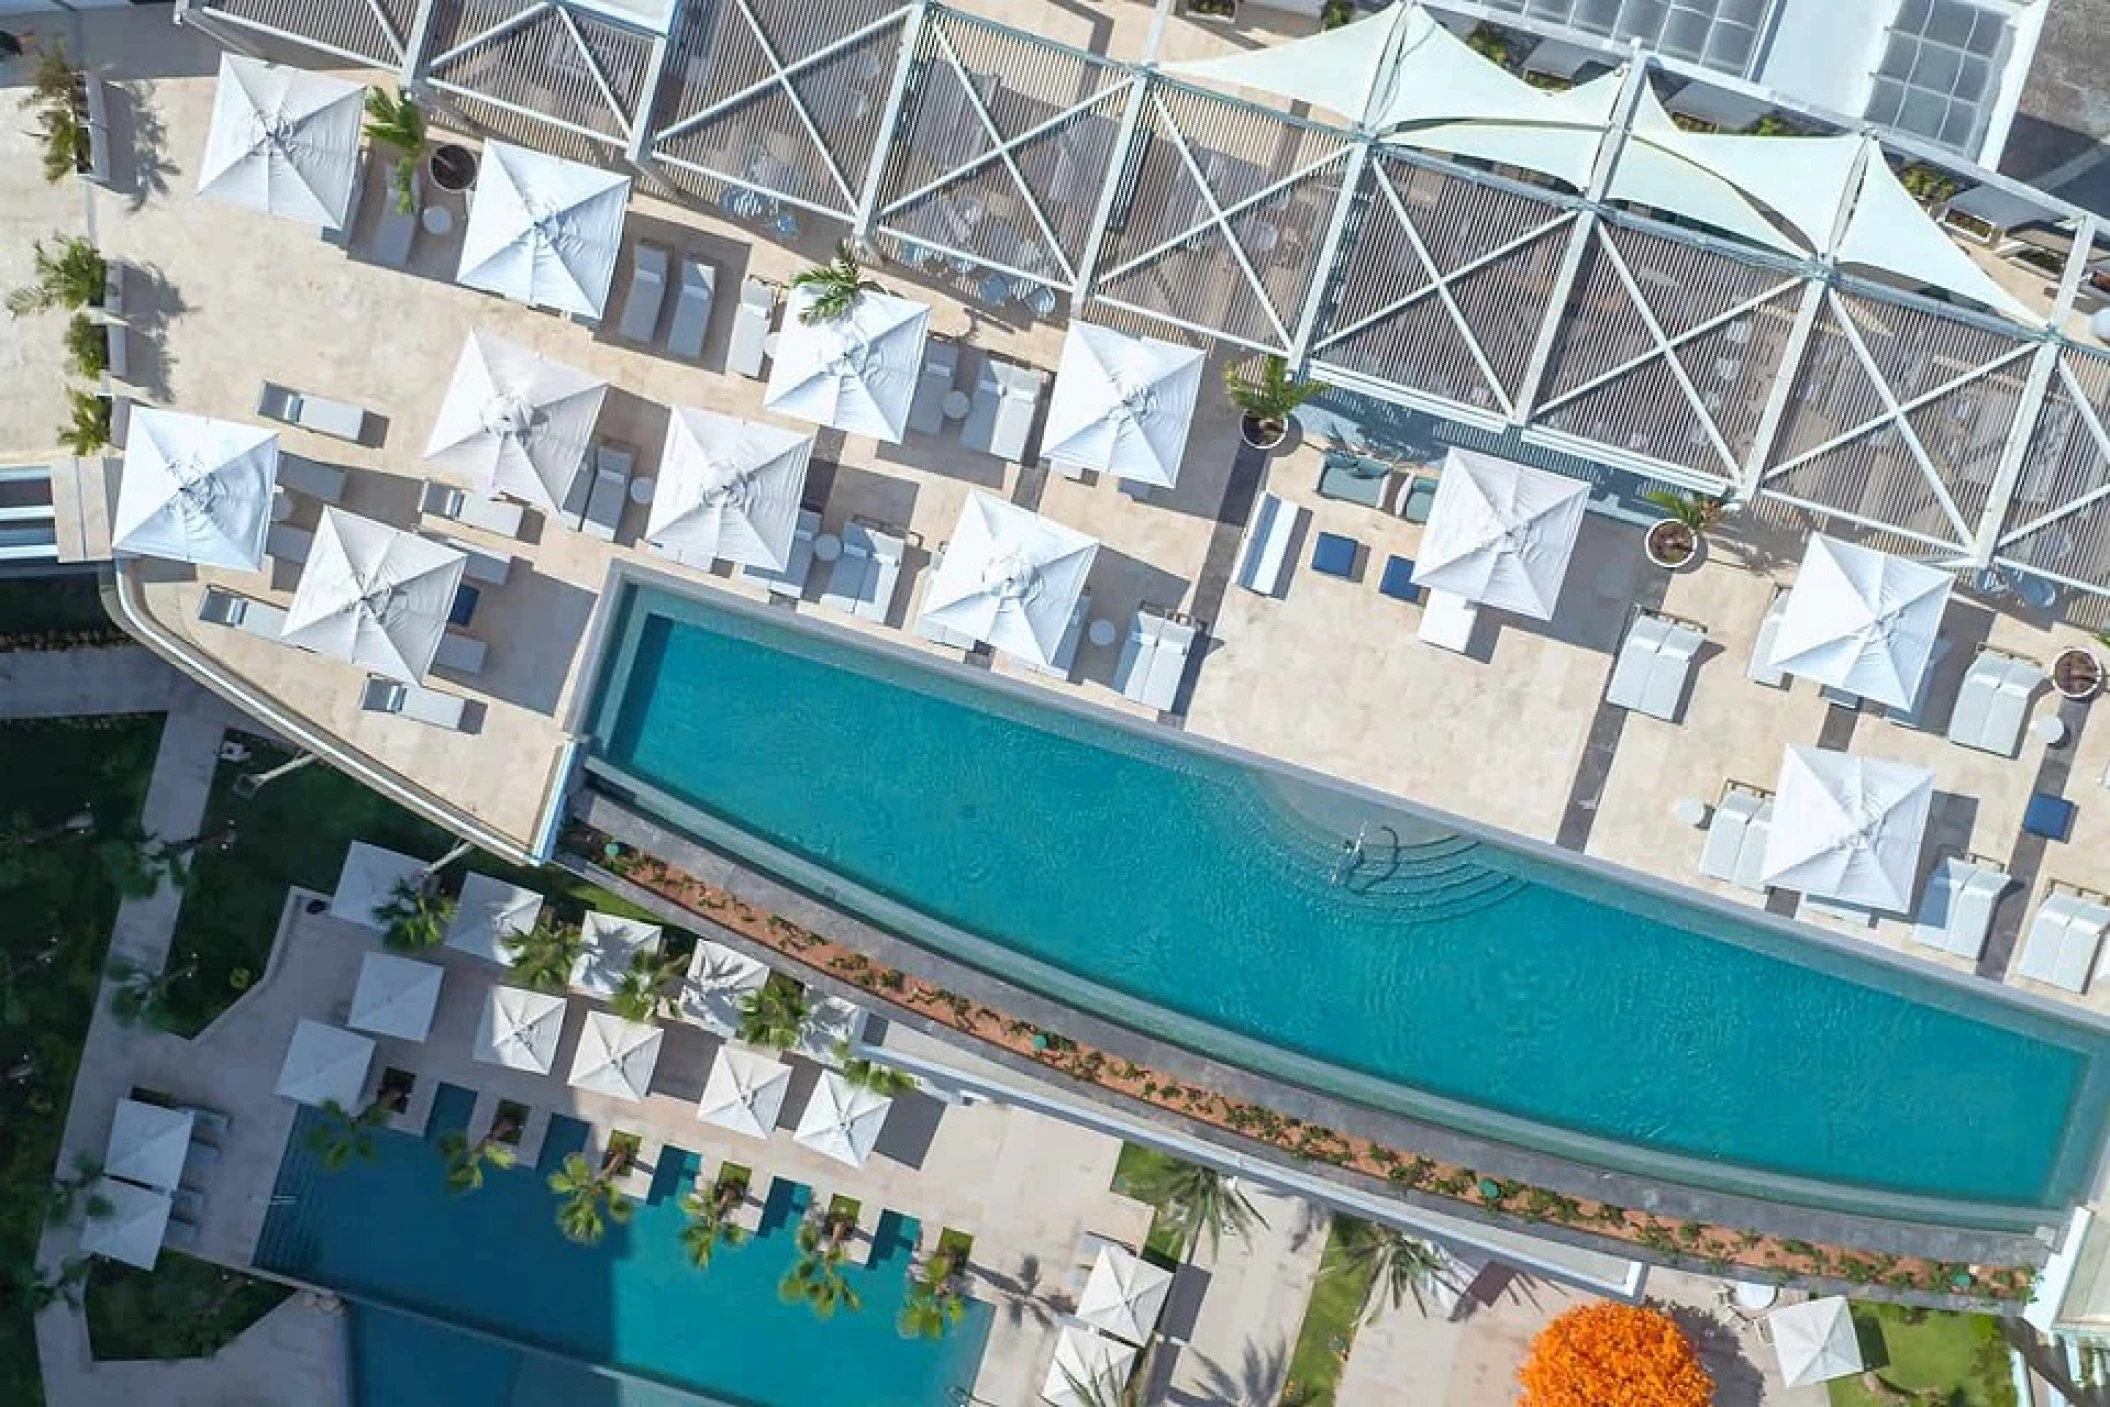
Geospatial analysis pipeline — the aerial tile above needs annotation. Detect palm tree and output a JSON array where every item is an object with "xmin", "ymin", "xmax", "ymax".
[
  {"xmin": 609, "ymin": 947, "xmax": 687, "ymax": 1024},
  {"xmin": 504, "ymin": 917, "xmax": 582, "ymax": 993},
  {"xmin": 105, "ymin": 957, "xmax": 194, "ymax": 1028},
  {"xmin": 18, "ymin": 1257, "xmax": 90, "ymax": 1314},
  {"xmin": 838, "ymin": 1045, "xmax": 916, "ymax": 1096},
  {"xmin": 303, "ymin": 1099, "xmax": 391, "ymax": 1172},
  {"xmin": 1327, "ymin": 1216, "xmax": 1458, "ymax": 1320},
  {"xmin": 734, "ymin": 975, "xmax": 810, "ymax": 1050},
  {"xmin": 678, "ymin": 1177, "xmax": 750, "ymax": 1271},
  {"xmin": 1057, "ymin": 1343, "xmax": 1155, "ymax": 1407},
  {"xmin": 438, "ymin": 1129, "xmax": 518, "ymax": 1194},
  {"xmin": 377, "ymin": 876, "xmax": 452, "ymax": 952},
  {"xmin": 790, "ymin": 240, "xmax": 869, "ymax": 324},
  {"xmin": 1223, "ymin": 354, "xmax": 1326, "ymax": 446},
  {"xmin": 6, "ymin": 235, "xmax": 105, "ymax": 318},
  {"xmin": 362, "ymin": 87, "xmax": 427, "ymax": 214},
  {"xmin": 896, "ymin": 1250, "xmax": 968, "ymax": 1340},
  {"xmin": 1127, "ymin": 1157, "xmax": 1265, "ymax": 1261},
  {"xmin": 59, "ymin": 388, "xmax": 111, "ymax": 455},
  {"xmin": 547, "ymin": 1150, "xmax": 635, "ymax": 1247},
  {"xmin": 46, "ymin": 1153, "xmax": 110, "ymax": 1226},
  {"xmin": 779, "ymin": 1217, "xmax": 864, "ymax": 1319}
]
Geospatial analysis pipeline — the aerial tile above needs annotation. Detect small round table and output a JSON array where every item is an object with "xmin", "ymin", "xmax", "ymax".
[
  {"xmin": 270, "ymin": 490, "xmax": 294, "ymax": 523},
  {"xmin": 628, "ymin": 477, "xmax": 656, "ymax": 506},
  {"xmin": 813, "ymin": 532, "xmax": 843, "ymax": 563},
  {"xmin": 420, "ymin": 205, "xmax": 454, "ymax": 237},
  {"xmin": 2033, "ymin": 714, "xmax": 2069, "ymax": 748},
  {"xmin": 1671, "ymin": 797, "xmax": 1710, "ymax": 828},
  {"xmin": 941, "ymin": 390, "xmax": 972, "ymax": 421},
  {"xmin": 1088, "ymin": 618, "xmax": 1118, "ymax": 649},
  {"xmin": 763, "ymin": 332, "xmax": 781, "ymax": 359}
]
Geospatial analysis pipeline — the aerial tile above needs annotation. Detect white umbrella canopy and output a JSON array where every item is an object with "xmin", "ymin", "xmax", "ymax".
[
  {"xmin": 114, "ymin": 409, "xmax": 280, "ymax": 571},
  {"xmin": 793, "ymin": 1070, "xmax": 892, "ymax": 1168},
  {"xmin": 104, "ymin": 1100, "xmax": 195, "ymax": 1192},
  {"xmin": 570, "ymin": 912, "xmax": 663, "ymax": 997},
  {"xmin": 681, "ymin": 939, "xmax": 769, "ymax": 1035},
  {"xmin": 1042, "ymin": 1325, "xmax": 1138, "ymax": 1407},
  {"xmin": 329, "ymin": 841, "xmax": 427, "ymax": 928},
  {"xmin": 1762, "ymin": 747, "xmax": 1934, "ymax": 912},
  {"xmin": 764, "ymin": 287, "xmax": 931, "ymax": 442},
  {"xmin": 568, "ymin": 1011, "xmax": 664, "ymax": 1102},
  {"xmin": 1042, "ymin": 322, "xmax": 1205, "ymax": 488},
  {"xmin": 696, "ymin": 1045, "xmax": 793, "ymax": 1138},
  {"xmin": 919, "ymin": 493, "xmax": 1099, "ymax": 666},
  {"xmin": 456, "ymin": 141, "xmax": 631, "ymax": 319},
  {"xmin": 1766, "ymin": 534, "xmax": 1953, "ymax": 709},
  {"xmin": 196, "ymin": 55, "xmax": 365, "ymax": 230},
  {"xmin": 1076, "ymin": 1246, "xmax": 1175, "ymax": 1345},
  {"xmin": 280, "ymin": 508, "xmax": 467, "ymax": 683},
  {"xmin": 1771, "ymin": 1297, "xmax": 1864, "ymax": 1388},
  {"xmin": 275, "ymin": 1020, "xmax": 375, "ymax": 1108},
  {"xmin": 474, "ymin": 986, "xmax": 569, "ymax": 1074},
  {"xmin": 425, "ymin": 331, "xmax": 608, "ymax": 512},
  {"xmin": 1413, "ymin": 449, "xmax": 1588, "ymax": 619},
  {"xmin": 81, "ymin": 1178, "xmax": 174, "ymax": 1271},
  {"xmin": 347, "ymin": 951, "xmax": 444, "ymax": 1042},
  {"xmin": 648, "ymin": 408, "xmax": 815, "ymax": 570}
]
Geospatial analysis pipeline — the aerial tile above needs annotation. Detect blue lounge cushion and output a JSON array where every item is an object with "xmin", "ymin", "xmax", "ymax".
[
  {"xmin": 449, "ymin": 583, "xmax": 482, "ymax": 629},
  {"xmin": 2024, "ymin": 791, "xmax": 2076, "ymax": 842},
  {"xmin": 1312, "ymin": 531, "xmax": 1358, "ymax": 578},
  {"xmin": 1379, "ymin": 554, "xmax": 1421, "ymax": 602}
]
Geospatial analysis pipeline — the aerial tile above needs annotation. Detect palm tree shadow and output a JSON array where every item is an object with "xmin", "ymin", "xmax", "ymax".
[
  {"xmin": 973, "ymin": 1252, "xmax": 1061, "ymax": 1330},
  {"xmin": 113, "ymin": 80, "xmax": 173, "ymax": 211},
  {"xmin": 1163, "ymin": 1338, "xmax": 1289, "ymax": 1407}
]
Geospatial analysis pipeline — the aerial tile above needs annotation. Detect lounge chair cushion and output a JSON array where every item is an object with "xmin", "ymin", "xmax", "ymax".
[
  {"xmin": 1310, "ymin": 532, "xmax": 1358, "ymax": 578},
  {"xmin": 2024, "ymin": 792, "xmax": 2077, "ymax": 842},
  {"xmin": 1378, "ymin": 555, "xmax": 1420, "ymax": 603}
]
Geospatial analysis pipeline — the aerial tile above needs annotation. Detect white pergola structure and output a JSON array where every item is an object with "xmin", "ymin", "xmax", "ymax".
[
  {"xmin": 647, "ymin": 409, "xmax": 814, "ymax": 570},
  {"xmin": 1770, "ymin": 1297, "xmax": 1865, "ymax": 1388},
  {"xmin": 457, "ymin": 141, "xmax": 631, "ymax": 319},
  {"xmin": 425, "ymin": 331, "xmax": 608, "ymax": 513},
  {"xmin": 275, "ymin": 1020, "xmax": 375, "ymax": 1108},
  {"xmin": 175, "ymin": 0, "xmax": 2110, "ymax": 605},
  {"xmin": 918, "ymin": 492, "xmax": 1099, "ymax": 666},
  {"xmin": 114, "ymin": 410, "xmax": 279, "ymax": 571},
  {"xmin": 196, "ymin": 54, "xmax": 365, "ymax": 230},
  {"xmin": 1762, "ymin": 747, "xmax": 1934, "ymax": 913},
  {"xmin": 1043, "ymin": 322, "xmax": 1205, "ymax": 488},
  {"xmin": 280, "ymin": 508, "xmax": 468, "ymax": 682}
]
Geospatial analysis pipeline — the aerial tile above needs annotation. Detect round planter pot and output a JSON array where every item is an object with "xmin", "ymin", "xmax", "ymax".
[
  {"xmin": 429, "ymin": 143, "xmax": 479, "ymax": 194},
  {"xmin": 2053, "ymin": 647, "xmax": 2103, "ymax": 701},
  {"xmin": 1240, "ymin": 415, "xmax": 1287, "ymax": 452},
  {"xmin": 1644, "ymin": 518, "xmax": 1701, "ymax": 571}
]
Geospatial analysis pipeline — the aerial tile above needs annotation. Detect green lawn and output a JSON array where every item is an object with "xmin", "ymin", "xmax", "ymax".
[
  {"xmin": 0, "ymin": 714, "xmax": 165, "ymax": 1406},
  {"xmin": 1281, "ymin": 1218, "xmax": 1374, "ymax": 1407},
  {"xmin": 1828, "ymin": 1304, "xmax": 2017, "ymax": 1407},
  {"xmin": 0, "ymin": 573, "xmax": 119, "ymax": 639},
  {"xmin": 83, "ymin": 1254, "xmax": 290, "ymax": 1360},
  {"xmin": 158, "ymin": 735, "xmax": 672, "ymax": 1035},
  {"xmin": 1109, "ymin": 1143, "xmax": 1191, "ymax": 1264}
]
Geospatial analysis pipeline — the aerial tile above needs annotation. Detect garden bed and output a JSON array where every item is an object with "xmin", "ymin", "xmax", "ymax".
[
  {"xmin": 1282, "ymin": 1219, "xmax": 1373, "ymax": 1407},
  {"xmin": 84, "ymin": 1255, "xmax": 291, "ymax": 1361}
]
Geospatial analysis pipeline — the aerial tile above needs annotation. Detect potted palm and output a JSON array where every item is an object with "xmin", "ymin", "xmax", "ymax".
[
  {"xmin": 6, "ymin": 236, "xmax": 106, "ymax": 318},
  {"xmin": 734, "ymin": 973, "xmax": 811, "ymax": 1050},
  {"xmin": 2055, "ymin": 640, "xmax": 2107, "ymax": 701},
  {"xmin": 376, "ymin": 875, "xmax": 451, "ymax": 952},
  {"xmin": 1640, "ymin": 488, "xmax": 1725, "ymax": 570},
  {"xmin": 361, "ymin": 87, "xmax": 427, "ymax": 215},
  {"xmin": 790, "ymin": 241, "xmax": 871, "ymax": 325},
  {"xmin": 1224, "ymin": 355, "xmax": 1325, "ymax": 452}
]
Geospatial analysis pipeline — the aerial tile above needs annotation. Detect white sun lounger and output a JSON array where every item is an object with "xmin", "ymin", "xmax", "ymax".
[
  {"xmin": 1235, "ymin": 493, "xmax": 1302, "ymax": 598},
  {"xmin": 433, "ymin": 631, "xmax": 487, "ymax": 676},
  {"xmin": 360, "ymin": 676, "xmax": 470, "ymax": 730},
  {"xmin": 1747, "ymin": 588, "xmax": 1788, "ymax": 687},
  {"xmin": 1946, "ymin": 647, "xmax": 2042, "ymax": 757},
  {"xmin": 581, "ymin": 444, "xmax": 634, "ymax": 542},
  {"xmin": 197, "ymin": 586, "xmax": 288, "ymax": 640},
  {"xmin": 666, "ymin": 256, "xmax": 716, "ymax": 360},
  {"xmin": 1019, "ymin": 588, "xmax": 1092, "ymax": 682},
  {"xmin": 728, "ymin": 277, "xmax": 774, "ymax": 379},
  {"xmin": 265, "ymin": 523, "xmax": 314, "ymax": 566},
  {"xmin": 907, "ymin": 340, "xmax": 959, "ymax": 437},
  {"xmin": 1418, "ymin": 589, "xmax": 1480, "ymax": 653},
  {"xmin": 370, "ymin": 163, "xmax": 417, "ymax": 268},
  {"xmin": 1605, "ymin": 610, "xmax": 1705, "ymax": 722},
  {"xmin": 1115, "ymin": 610, "xmax": 1197, "ymax": 712},
  {"xmin": 745, "ymin": 508, "xmax": 818, "ymax": 598},
  {"xmin": 961, "ymin": 360, "xmax": 1044, "ymax": 461},
  {"xmin": 258, "ymin": 383, "xmax": 367, "ymax": 442},
  {"xmin": 278, "ymin": 456, "xmax": 349, "ymax": 504},
  {"xmin": 1911, "ymin": 856, "xmax": 2011, "ymax": 960},
  {"xmin": 420, "ymin": 480, "xmax": 527, "ymax": 539},
  {"xmin": 617, "ymin": 243, "xmax": 669, "ymax": 343},
  {"xmin": 2016, "ymin": 888, "xmax": 2110, "ymax": 993},
  {"xmin": 821, "ymin": 522, "xmax": 904, "ymax": 623},
  {"xmin": 1698, "ymin": 784, "xmax": 1773, "ymax": 891},
  {"xmin": 914, "ymin": 548, "xmax": 980, "ymax": 649}
]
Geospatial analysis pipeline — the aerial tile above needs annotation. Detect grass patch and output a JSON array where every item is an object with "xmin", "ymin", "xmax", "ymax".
[
  {"xmin": 157, "ymin": 735, "xmax": 674, "ymax": 1036},
  {"xmin": 1110, "ymin": 1143, "xmax": 1189, "ymax": 1264},
  {"xmin": 0, "ymin": 714, "xmax": 164, "ymax": 1407},
  {"xmin": 83, "ymin": 1254, "xmax": 291, "ymax": 1360},
  {"xmin": 1827, "ymin": 1304, "xmax": 2016, "ymax": 1407},
  {"xmin": 1281, "ymin": 1218, "xmax": 1374, "ymax": 1407},
  {"xmin": 0, "ymin": 573, "xmax": 118, "ymax": 638}
]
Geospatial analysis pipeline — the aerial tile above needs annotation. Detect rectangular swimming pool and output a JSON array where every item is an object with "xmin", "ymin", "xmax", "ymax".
[{"xmin": 582, "ymin": 580, "xmax": 2110, "ymax": 1226}]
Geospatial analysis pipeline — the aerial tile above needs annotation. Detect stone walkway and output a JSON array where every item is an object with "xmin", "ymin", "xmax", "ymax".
[
  {"xmin": 0, "ymin": 645, "xmax": 187, "ymax": 721},
  {"xmin": 1158, "ymin": 1186, "xmax": 1331, "ymax": 1406}
]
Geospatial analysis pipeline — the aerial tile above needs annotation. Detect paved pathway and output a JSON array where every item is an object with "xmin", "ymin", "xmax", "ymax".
[
  {"xmin": 44, "ymin": 1296, "xmax": 345, "ymax": 1407},
  {"xmin": 1158, "ymin": 1186, "xmax": 1330, "ymax": 1407},
  {"xmin": 0, "ymin": 645, "xmax": 187, "ymax": 720}
]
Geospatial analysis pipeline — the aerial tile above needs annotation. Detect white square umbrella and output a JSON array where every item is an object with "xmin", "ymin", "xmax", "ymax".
[
  {"xmin": 347, "ymin": 951, "xmax": 443, "ymax": 1042},
  {"xmin": 275, "ymin": 1020, "xmax": 375, "ymax": 1108},
  {"xmin": 196, "ymin": 54, "xmax": 365, "ymax": 230},
  {"xmin": 764, "ymin": 287, "xmax": 931, "ymax": 443},
  {"xmin": 1043, "ymin": 1325, "xmax": 1138, "ymax": 1407},
  {"xmin": 329, "ymin": 841, "xmax": 426, "ymax": 928},
  {"xmin": 104, "ymin": 1099, "xmax": 195, "ymax": 1192},
  {"xmin": 1076, "ymin": 1245, "xmax": 1175, "ymax": 1345},
  {"xmin": 444, "ymin": 873, "xmax": 545, "ymax": 966},
  {"xmin": 568, "ymin": 1010, "xmax": 663, "ymax": 1103},
  {"xmin": 793, "ymin": 1070, "xmax": 891, "ymax": 1168},
  {"xmin": 648, "ymin": 408, "xmax": 814, "ymax": 570},
  {"xmin": 794, "ymin": 994, "xmax": 868, "ymax": 1066},
  {"xmin": 680, "ymin": 940, "xmax": 769, "ymax": 1036},
  {"xmin": 696, "ymin": 1045, "xmax": 793, "ymax": 1139},
  {"xmin": 1414, "ymin": 449, "xmax": 1588, "ymax": 619},
  {"xmin": 81, "ymin": 1178, "xmax": 174, "ymax": 1271},
  {"xmin": 919, "ymin": 493, "xmax": 1098, "ymax": 666},
  {"xmin": 1762, "ymin": 747, "xmax": 1934, "ymax": 912},
  {"xmin": 425, "ymin": 331, "xmax": 608, "ymax": 512},
  {"xmin": 474, "ymin": 986, "xmax": 569, "ymax": 1073},
  {"xmin": 1042, "ymin": 322, "xmax": 1205, "ymax": 488},
  {"xmin": 1766, "ymin": 534, "xmax": 1953, "ymax": 710},
  {"xmin": 1770, "ymin": 1297, "xmax": 1864, "ymax": 1388},
  {"xmin": 282, "ymin": 508, "xmax": 467, "ymax": 682},
  {"xmin": 114, "ymin": 409, "xmax": 280, "ymax": 571},
  {"xmin": 570, "ymin": 912, "xmax": 664, "ymax": 997},
  {"xmin": 456, "ymin": 141, "xmax": 630, "ymax": 319}
]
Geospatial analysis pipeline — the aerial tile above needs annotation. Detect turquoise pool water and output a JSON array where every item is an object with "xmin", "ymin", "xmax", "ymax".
[
  {"xmin": 582, "ymin": 583, "xmax": 2110, "ymax": 1223},
  {"xmin": 259, "ymin": 1088, "xmax": 991, "ymax": 1407}
]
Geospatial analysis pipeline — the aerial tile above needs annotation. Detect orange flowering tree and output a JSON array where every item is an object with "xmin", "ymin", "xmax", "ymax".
[{"xmin": 1518, "ymin": 1303, "xmax": 1712, "ymax": 1407}]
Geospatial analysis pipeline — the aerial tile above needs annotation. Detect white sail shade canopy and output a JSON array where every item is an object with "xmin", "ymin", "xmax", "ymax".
[
  {"xmin": 456, "ymin": 142, "xmax": 630, "ymax": 319},
  {"xmin": 648, "ymin": 409, "xmax": 814, "ymax": 570},
  {"xmin": 1043, "ymin": 322, "xmax": 1206, "ymax": 488},
  {"xmin": 1412, "ymin": 449, "xmax": 1587, "ymax": 619},
  {"xmin": 1042, "ymin": 1326, "xmax": 1138, "ymax": 1407},
  {"xmin": 425, "ymin": 331, "xmax": 608, "ymax": 511},
  {"xmin": 696, "ymin": 1045, "xmax": 793, "ymax": 1139},
  {"xmin": 82, "ymin": 1178, "xmax": 174, "ymax": 1271},
  {"xmin": 1762, "ymin": 747, "xmax": 1934, "ymax": 912},
  {"xmin": 281, "ymin": 508, "xmax": 467, "ymax": 682},
  {"xmin": 104, "ymin": 1100, "xmax": 195, "ymax": 1192},
  {"xmin": 115, "ymin": 409, "xmax": 280, "ymax": 571},
  {"xmin": 764, "ymin": 287, "xmax": 931, "ymax": 442},
  {"xmin": 568, "ymin": 1011, "xmax": 663, "ymax": 1102},
  {"xmin": 1770, "ymin": 1297, "xmax": 1864, "ymax": 1388},
  {"xmin": 1766, "ymin": 534, "xmax": 1953, "ymax": 710},
  {"xmin": 474, "ymin": 986, "xmax": 568, "ymax": 1074},
  {"xmin": 1076, "ymin": 1246, "xmax": 1175, "ymax": 1345},
  {"xmin": 275, "ymin": 1020, "xmax": 375, "ymax": 1108},
  {"xmin": 196, "ymin": 54, "xmax": 364, "ymax": 230},
  {"xmin": 793, "ymin": 1070, "xmax": 891, "ymax": 1168},
  {"xmin": 347, "ymin": 951, "xmax": 444, "ymax": 1041},
  {"xmin": 919, "ymin": 493, "xmax": 1099, "ymax": 665}
]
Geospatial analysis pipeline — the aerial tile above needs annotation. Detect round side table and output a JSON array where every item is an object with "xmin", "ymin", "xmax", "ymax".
[
  {"xmin": 941, "ymin": 390, "xmax": 972, "ymax": 421},
  {"xmin": 1087, "ymin": 618, "xmax": 1118, "ymax": 649},
  {"xmin": 2033, "ymin": 714, "xmax": 2069, "ymax": 748},
  {"xmin": 420, "ymin": 205, "xmax": 454, "ymax": 237},
  {"xmin": 628, "ymin": 477, "xmax": 656, "ymax": 506},
  {"xmin": 1671, "ymin": 797, "xmax": 1709, "ymax": 828},
  {"xmin": 813, "ymin": 532, "xmax": 843, "ymax": 563}
]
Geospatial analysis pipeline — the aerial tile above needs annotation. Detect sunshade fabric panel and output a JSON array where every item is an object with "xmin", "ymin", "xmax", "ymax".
[
  {"xmin": 281, "ymin": 508, "xmax": 469, "ymax": 682},
  {"xmin": 1761, "ymin": 746, "xmax": 1934, "ymax": 912},
  {"xmin": 1413, "ymin": 449, "xmax": 1590, "ymax": 617},
  {"xmin": 1764, "ymin": 533, "xmax": 1954, "ymax": 708},
  {"xmin": 114, "ymin": 410, "xmax": 281, "ymax": 571},
  {"xmin": 649, "ymin": 407, "xmax": 815, "ymax": 569},
  {"xmin": 424, "ymin": 331, "xmax": 608, "ymax": 511},
  {"xmin": 763, "ymin": 287, "xmax": 931, "ymax": 441},
  {"xmin": 920, "ymin": 492, "xmax": 1099, "ymax": 664},
  {"xmin": 1042, "ymin": 322, "xmax": 1205, "ymax": 486},
  {"xmin": 196, "ymin": 54, "xmax": 366, "ymax": 230},
  {"xmin": 457, "ymin": 141, "xmax": 631, "ymax": 319}
]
